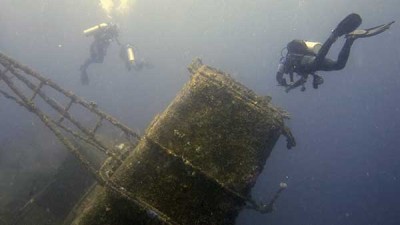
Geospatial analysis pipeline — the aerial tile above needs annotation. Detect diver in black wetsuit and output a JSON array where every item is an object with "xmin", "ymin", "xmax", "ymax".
[
  {"xmin": 276, "ymin": 13, "xmax": 395, "ymax": 92},
  {"xmin": 80, "ymin": 23, "xmax": 119, "ymax": 85}
]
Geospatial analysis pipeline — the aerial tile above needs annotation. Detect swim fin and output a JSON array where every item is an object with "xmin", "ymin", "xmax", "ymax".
[
  {"xmin": 345, "ymin": 21, "xmax": 395, "ymax": 39},
  {"xmin": 332, "ymin": 13, "xmax": 362, "ymax": 37}
]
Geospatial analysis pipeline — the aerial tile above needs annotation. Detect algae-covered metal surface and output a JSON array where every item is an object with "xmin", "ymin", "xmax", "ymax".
[{"xmin": 72, "ymin": 60, "xmax": 293, "ymax": 225}]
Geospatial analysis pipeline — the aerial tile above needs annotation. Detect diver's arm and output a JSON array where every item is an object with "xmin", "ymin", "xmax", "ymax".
[
  {"xmin": 276, "ymin": 71, "xmax": 288, "ymax": 87},
  {"xmin": 276, "ymin": 59, "xmax": 289, "ymax": 87},
  {"xmin": 285, "ymin": 75, "xmax": 307, "ymax": 93}
]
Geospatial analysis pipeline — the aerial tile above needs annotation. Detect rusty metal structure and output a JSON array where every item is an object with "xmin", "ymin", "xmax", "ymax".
[
  {"xmin": 0, "ymin": 51, "xmax": 139, "ymax": 173},
  {"xmin": 0, "ymin": 52, "xmax": 295, "ymax": 225},
  {"xmin": 0, "ymin": 51, "xmax": 142, "ymax": 224}
]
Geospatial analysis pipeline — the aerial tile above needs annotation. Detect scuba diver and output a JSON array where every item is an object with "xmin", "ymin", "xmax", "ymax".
[
  {"xmin": 80, "ymin": 22, "xmax": 120, "ymax": 85},
  {"xmin": 119, "ymin": 44, "xmax": 153, "ymax": 72},
  {"xmin": 276, "ymin": 13, "xmax": 395, "ymax": 92}
]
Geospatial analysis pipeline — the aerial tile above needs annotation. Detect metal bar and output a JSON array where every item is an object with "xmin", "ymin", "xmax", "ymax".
[
  {"xmin": 1, "ymin": 67, "xmax": 121, "ymax": 160},
  {"xmin": 91, "ymin": 117, "xmax": 103, "ymax": 135},
  {"xmin": 197, "ymin": 68, "xmax": 291, "ymax": 119},
  {"xmin": 0, "ymin": 70, "xmax": 181, "ymax": 225},
  {"xmin": 0, "ymin": 71, "xmax": 99, "ymax": 179},
  {"xmin": 57, "ymin": 98, "xmax": 75, "ymax": 124},
  {"xmin": 0, "ymin": 54, "xmax": 180, "ymax": 225},
  {"xmin": 29, "ymin": 81, "xmax": 45, "ymax": 101},
  {"xmin": 14, "ymin": 179, "xmax": 57, "ymax": 225},
  {"xmin": 54, "ymin": 119, "xmax": 111, "ymax": 156},
  {"xmin": 6, "ymin": 67, "xmax": 111, "ymax": 153},
  {"xmin": 1, "ymin": 82, "xmax": 122, "ymax": 172},
  {"xmin": 1, "ymin": 87, "xmax": 117, "ymax": 160},
  {"xmin": 0, "ymin": 89, "xmax": 23, "ymax": 106},
  {"xmin": 0, "ymin": 52, "xmax": 140, "ymax": 140}
]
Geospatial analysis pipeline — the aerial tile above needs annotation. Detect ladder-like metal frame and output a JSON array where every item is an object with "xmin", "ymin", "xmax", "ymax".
[
  {"xmin": 0, "ymin": 52, "xmax": 182, "ymax": 225},
  {"xmin": 0, "ymin": 52, "xmax": 140, "ymax": 166},
  {"xmin": 0, "ymin": 52, "xmax": 286, "ymax": 225}
]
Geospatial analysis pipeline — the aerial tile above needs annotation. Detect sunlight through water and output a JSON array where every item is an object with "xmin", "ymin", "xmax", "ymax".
[{"xmin": 99, "ymin": 0, "xmax": 136, "ymax": 17}]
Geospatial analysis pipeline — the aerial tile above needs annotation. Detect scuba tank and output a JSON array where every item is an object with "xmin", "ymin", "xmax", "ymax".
[
  {"xmin": 120, "ymin": 44, "xmax": 137, "ymax": 71},
  {"xmin": 304, "ymin": 41, "xmax": 322, "ymax": 55},
  {"xmin": 83, "ymin": 23, "xmax": 109, "ymax": 36},
  {"xmin": 126, "ymin": 45, "xmax": 135, "ymax": 63},
  {"xmin": 286, "ymin": 40, "xmax": 322, "ymax": 56}
]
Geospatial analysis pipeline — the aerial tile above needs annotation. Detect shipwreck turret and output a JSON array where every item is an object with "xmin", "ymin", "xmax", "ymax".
[
  {"xmin": 0, "ymin": 52, "xmax": 294, "ymax": 224},
  {"xmin": 72, "ymin": 59, "xmax": 294, "ymax": 225}
]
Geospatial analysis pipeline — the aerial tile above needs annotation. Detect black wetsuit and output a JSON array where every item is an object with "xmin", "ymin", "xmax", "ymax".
[
  {"xmin": 277, "ymin": 34, "xmax": 355, "ymax": 91},
  {"xmin": 81, "ymin": 31, "xmax": 115, "ymax": 69},
  {"xmin": 301, "ymin": 35, "xmax": 354, "ymax": 73},
  {"xmin": 80, "ymin": 27, "xmax": 118, "ymax": 85},
  {"xmin": 89, "ymin": 35, "xmax": 111, "ymax": 63},
  {"xmin": 276, "ymin": 13, "xmax": 394, "ymax": 92}
]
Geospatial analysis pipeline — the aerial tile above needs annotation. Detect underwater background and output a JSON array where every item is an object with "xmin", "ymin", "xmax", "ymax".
[{"xmin": 1, "ymin": 0, "xmax": 400, "ymax": 224}]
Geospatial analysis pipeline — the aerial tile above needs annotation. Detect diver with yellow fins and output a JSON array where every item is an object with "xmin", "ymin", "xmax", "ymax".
[
  {"xmin": 276, "ymin": 13, "xmax": 395, "ymax": 92},
  {"xmin": 80, "ymin": 22, "xmax": 120, "ymax": 85}
]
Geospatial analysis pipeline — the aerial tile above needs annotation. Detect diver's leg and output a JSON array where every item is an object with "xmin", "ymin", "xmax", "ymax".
[
  {"xmin": 90, "ymin": 41, "xmax": 106, "ymax": 64},
  {"xmin": 80, "ymin": 70, "xmax": 89, "ymax": 85},
  {"xmin": 313, "ymin": 14, "xmax": 361, "ymax": 70},
  {"xmin": 318, "ymin": 38, "xmax": 354, "ymax": 71},
  {"xmin": 313, "ymin": 34, "xmax": 337, "ymax": 68},
  {"xmin": 312, "ymin": 39, "xmax": 352, "ymax": 89},
  {"xmin": 334, "ymin": 38, "xmax": 355, "ymax": 70},
  {"xmin": 80, "ymin": 58, "xmax": 92, "ymax": 70},
  {"xmin": 80, "ymin": 59, "xmax": 92, "ymax": 85}
]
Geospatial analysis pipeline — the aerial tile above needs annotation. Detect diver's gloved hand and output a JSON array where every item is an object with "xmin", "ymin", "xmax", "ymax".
[
  {"xmin": 279, "ymin": 78, "xmax": 288, "ymax": 87},
  {"xmin": 285, "ymin": 85, "xmax": 293, "ymax": 93}
]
